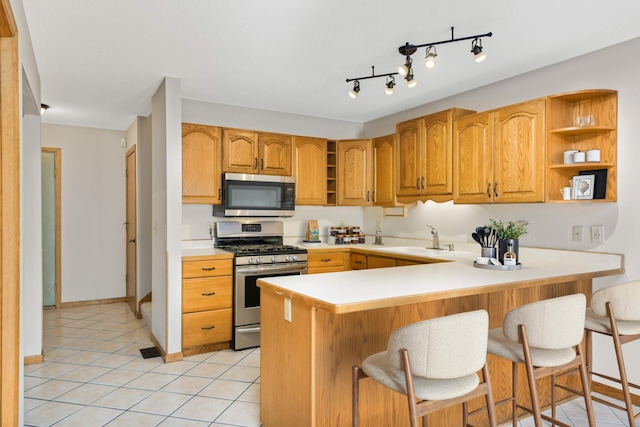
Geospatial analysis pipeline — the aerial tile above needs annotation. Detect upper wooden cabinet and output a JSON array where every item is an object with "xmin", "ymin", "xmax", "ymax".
[
  {"xmin": 453, "ymin": 98, "xmax": 546, "ymax": 204},
  {"xmin": 182, "ymin": 123, "xmax": 222, "ymax": 204},
  {"xmin": 546, "ymin": 90, "xmax": 617, "ymax": 202},
  {"xmin": 293, "ymin": 136, "xmax": 327, "ymax": 205},
  {"xmin": 222, "ymin": 129, "xmax": 291, "ymax": 176},
  {"xmin": 337, "ymin": 139, "xmax": 373, "ymax": 206},
  {"xmin": 373, "ymin": 134, "xmax": 396, "ymax": 206},
  {"xmin": 396, "ymin": 109, "xmax": 474, "ymax": 203}
]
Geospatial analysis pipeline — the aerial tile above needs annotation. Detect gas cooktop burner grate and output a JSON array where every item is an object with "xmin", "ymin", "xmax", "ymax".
[{"xmin": 218, "ymin": 244, "xmax": 306, "ymax": 256}]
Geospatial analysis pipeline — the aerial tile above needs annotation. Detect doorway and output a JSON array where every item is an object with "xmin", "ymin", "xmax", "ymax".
[
  {"xmin": 42, "ymin": 148, "xmax": 61, "ymax": 308},
  {"xmin": 126, "ymin": 145, "xmax": 137, "ymax": 316}
]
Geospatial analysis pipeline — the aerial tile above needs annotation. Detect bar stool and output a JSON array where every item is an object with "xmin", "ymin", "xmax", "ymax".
[
  {"xmin": 352, "ymin": 310, "xmax": 497, "ymax": 427},
  {"xmin": 585, "ymin": 281, "xmax": 640, "ymax": 426},
  {"xmin": 487, "ymin": 294, "xmax": 595, "ymax": 427}
]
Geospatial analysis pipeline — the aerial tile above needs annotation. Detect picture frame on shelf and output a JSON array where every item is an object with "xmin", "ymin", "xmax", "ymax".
[{"xmin": 572, "ymin": 174, "xmax": 595, "ymax": 200}]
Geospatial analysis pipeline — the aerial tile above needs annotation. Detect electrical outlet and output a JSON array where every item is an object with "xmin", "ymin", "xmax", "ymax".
[
  {"xmin": 591, "ymin": 225, "xmax": 605, "ymax": 243},
  {"xmin": 572, "ymin": 225, "xmax": 584, "ymax": 242},
  {"xmin": 284, "ymin": 297, "xmax": 292, "ymax": 322}
]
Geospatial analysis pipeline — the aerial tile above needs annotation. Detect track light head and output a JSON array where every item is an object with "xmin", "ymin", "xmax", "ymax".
[
  {"xmin": 406, "ymin": 73, "xmax": 417, "ymax": 89},
  {"xmin": 398, "ymin": 56, "xmax": 412, "ymax": 77},
  {"xmin": 424, "ymin": 46, "xmax": 437, "ymax": 69},
  {"xmin": 471, "ymin": 38, "xmax": 487, "ymax": 63},
  {"xmin": 384, "ymin": 76, "xmax": 395, "ymax": 95},
  {"xmin": 348, "ymin": 80, "xmax": 361, "ymax": 99},
  {"xmin": 40, "ymin": 104, "xmax": 50, "ymax": 115}
]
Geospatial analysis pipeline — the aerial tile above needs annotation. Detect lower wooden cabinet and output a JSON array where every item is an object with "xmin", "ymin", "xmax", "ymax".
[
  {"xmin": 308, "ymin": 249, "xmax": 349, "ymax": 274},
  {"xmin": 182, "ymin": 309, "xmax": 232, "ymax": 348},
  {"xmin": 366, "ymin": 255, "xmax": 397, "ymax": 269},
  {"xmin": 182, "ymin": 256, "xmax": 233, "ymax": 355}
]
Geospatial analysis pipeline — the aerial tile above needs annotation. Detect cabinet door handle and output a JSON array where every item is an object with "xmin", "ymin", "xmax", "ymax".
[
  {"xmin": 416, "ymin": 178, "xmax": 420, "ymax": 190},
  {"xmin": 494, "ymin": 182, "xmax": 498, "ymax": 197},
  {"xmin": 372, "ymin": 191, "xmax": 375, "ymax": 202},
  {"xmin": 487, "ymin": 183, "xmax": 491, "ymax": 198},
  {"xmin": 218, "ymin": 188, "xmax": 221, "ymax": 201},
  {"xmin": 321, "ymin": 258, "xmax": 332, "ymax": 262},
  {"xmin": 254, "ymin": 158, "xmax": 258, "ymax": 169},
  {"xmin": 201, "ymin": 267, "xmax": 216, "ymax": 271},
  {"xmin": 367, "ymin": 191, "xmax": 370, "ymax": 201},
  {"xmin": 128, "ymin": 239, "xmax": 136, "ymax": 244},
  {"xmin": 260, "ymin": 159, "xmax": 264, "ymax": 170},
  {"xmin": 421, "ymin": 177, "xmax": 425, "ymax": 189},
  {"xmin": 201, "ymin": 292, "xmax": 216, "ymax": 296},
  {"xmin": 201, "ymin": 325, "xmax": 216, "ymax": 331}
]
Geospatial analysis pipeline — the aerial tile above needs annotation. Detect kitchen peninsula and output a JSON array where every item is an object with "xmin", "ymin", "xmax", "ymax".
[{"xmin": 258, "ymin": 247, "xmax": 623, "ymax": 427}]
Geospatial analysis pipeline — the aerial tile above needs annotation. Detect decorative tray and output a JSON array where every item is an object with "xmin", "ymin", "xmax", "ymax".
[{"xmin": 473, "ymin": 261, "xmax": 522, "ymax": 271}]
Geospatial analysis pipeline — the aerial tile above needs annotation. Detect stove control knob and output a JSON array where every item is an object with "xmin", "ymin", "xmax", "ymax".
[
  {"xmin": 271, "ymin": 256, "xmax": 278, "ymax": 263},
  {"xmin": 291, "ymin": 255, "xmax": 299, "ymax": 261},
  {"xmin": 254, "ymin": 257, "xmax": 262, "ymax": 264},
  {"xmin": 249, "ymin": 257, "xmax": 255, "ymax": 264}
]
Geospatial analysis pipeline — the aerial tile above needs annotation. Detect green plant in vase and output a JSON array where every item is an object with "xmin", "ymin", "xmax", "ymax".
[{"xmin": 488, "ymin": 219, "xmax": 528, "ymax": 264}]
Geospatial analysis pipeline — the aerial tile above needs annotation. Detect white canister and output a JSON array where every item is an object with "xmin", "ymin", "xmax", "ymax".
[
  {"xmin": 563, "ymin": 149, "xmax": 578, "ymax": 164},
  {"xmin": 573, "ymin": 151, "xmax": 586, "ymax": 163},
  {"xmin": 586, "ymin": 149, "xmax": 601, "ymax": 162},
  {"xmin": 561, "ymin": 187, "xmax": 572, "ymax": 200}
]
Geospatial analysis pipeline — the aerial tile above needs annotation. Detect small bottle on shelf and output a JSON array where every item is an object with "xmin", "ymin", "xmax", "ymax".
[{"xmin": 503, "ymin": 242, "xmax": 517, "ymax": 266}]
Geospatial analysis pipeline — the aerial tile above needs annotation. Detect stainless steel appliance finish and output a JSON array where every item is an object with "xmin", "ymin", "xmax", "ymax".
[
  {"xmin": 214, "ymin": 173, "xmax": 296, "ymax": 217},
  {"xmin": 215, "ymin": 220, "xmax": 307, "ymax": 350}
]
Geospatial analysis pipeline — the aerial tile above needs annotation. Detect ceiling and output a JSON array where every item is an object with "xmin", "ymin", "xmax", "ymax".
[{"xmin": 22, "ymin": 0, "xmax": 640, "ymax": 131}]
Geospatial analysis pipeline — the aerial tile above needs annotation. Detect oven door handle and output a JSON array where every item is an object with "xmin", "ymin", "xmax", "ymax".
[
  {"xmin": 237, "ymin": 326, "xmax": 261, "ymax": 333},
  {"xmin": 236, "ymin": 263, "xmax": 308, "ymax": 275}
]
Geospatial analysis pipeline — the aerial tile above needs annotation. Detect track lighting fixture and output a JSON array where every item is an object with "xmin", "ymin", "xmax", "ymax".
[
  {"xmin": 345, "ymin": 27, "xmax": 491, "ymax": 98},
  {"xmin": 346, "ymin": 66, "xmax": 397, "ymax": 99},
  {"xmin": 385, "ymin": 76, "xmax": 395, "ymax": 95},
  {"xmin": 40, "ymin": 104, "xmax": 49, "ymax": 115},
  {"xmin": 471, "ymin": 38, "xmax": 487, "ymax": 63},
  {"xmin": 348, "ymin": 80, "xmax": 360, "ymax": 99},
  {"xmin": 424, "ymin": 46, "xmax": 437, "ymax": 69}
]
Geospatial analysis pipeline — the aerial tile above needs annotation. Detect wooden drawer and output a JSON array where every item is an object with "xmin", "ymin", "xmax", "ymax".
[
  {"xmin": 182, "ymin": 308, "xmax": 232, "ymax": 348},
  {"xmin": 366, "ymin": 255, "xmax": 396, "ymax": 269},
  {"xmin": 182, "ymin": 258, "xmax": 232, "ymax": 279},
  {"xmin": 182, "ymin": 277, "xmax": 232, "ymax": 313},
  {"xmin": 350, "ymin": 253, "xmax": 367, "ymax": 270},
  {"xmin": 308, "ymin": 252, "xmax": 345, "ymax": 269}
]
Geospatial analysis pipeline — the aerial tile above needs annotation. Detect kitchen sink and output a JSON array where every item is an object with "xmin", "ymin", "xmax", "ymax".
[{"xmin": 371, "ymin": 246, "xmax": 470, "ymax": 257}]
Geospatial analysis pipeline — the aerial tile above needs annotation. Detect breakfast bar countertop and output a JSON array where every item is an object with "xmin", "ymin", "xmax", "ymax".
[{"xmin": 257, "ymin": 247, "xmax": 624, "ymax": 314}]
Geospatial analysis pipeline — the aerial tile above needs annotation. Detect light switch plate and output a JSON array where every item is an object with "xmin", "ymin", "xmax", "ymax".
[{"xmin": 572, "ymin": 225, "xmax": 584, "ymax": 242}]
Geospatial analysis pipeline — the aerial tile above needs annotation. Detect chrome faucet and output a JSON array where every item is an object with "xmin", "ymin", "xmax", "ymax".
[{"xmin": 426, "ymin": 224, "xmax": 440, "ymax": 250}]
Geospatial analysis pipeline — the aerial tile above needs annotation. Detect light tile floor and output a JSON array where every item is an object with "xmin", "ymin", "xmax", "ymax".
[
  {"xmin": 25, "ymin": 302, "xmax": 638, "ymax": 426},
  {"xmin": 25, "ymin": 303, "xmax": 260, "ymax": 426}
]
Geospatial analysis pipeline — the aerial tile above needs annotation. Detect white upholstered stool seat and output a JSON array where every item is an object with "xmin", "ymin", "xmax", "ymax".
[
  {"xmin": 352, "ymin": 310, "xmax": 497, "ymax": 427},
  {"xmin": 487, "ymin": 294, "xmax": 595, "ymax": 427},
  {"xmin": 584, "ymin": 281, "xmax": 640, "ymax": 426}
]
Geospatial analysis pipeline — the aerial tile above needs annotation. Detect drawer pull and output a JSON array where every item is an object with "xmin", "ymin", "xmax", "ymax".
[
  {"xmin": 201, "ymin": 267, "xmax": 216, "ymax": 271},
  {"xmin": 321, "ymin": 258, "xmax": 332, "ymax": 262},
  {"xmin": 354, "ymin": 261, "xmax": 363, "ymax": 264},
  {"xmin": 201, "ymin": 325, "xmax": 216, "ymax": 331},
  {"xmin": 201, "ymin": 292, "xmax": 216, "ymax": 296}
]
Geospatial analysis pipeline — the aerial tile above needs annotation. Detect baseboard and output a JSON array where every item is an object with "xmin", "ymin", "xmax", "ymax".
[
  {"xmin": 24, "ymin": 354, "xmax": 44, "ymax": 365},
  {"xmin": 149, "ymin": 331, "xmax": 183, "ymax": 363},
  {"xmin": 60, "ymin": 297, "xmax": 127, "ymax": 308},
  {"xmin": 137, "ymin": 292, "xmax": 152, "ymax": 319}
]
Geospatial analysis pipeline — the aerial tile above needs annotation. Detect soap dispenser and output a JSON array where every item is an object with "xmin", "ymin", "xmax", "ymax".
[{"xmin": 374, "ymin": 221, "xmax": 383, "ymax": 245}]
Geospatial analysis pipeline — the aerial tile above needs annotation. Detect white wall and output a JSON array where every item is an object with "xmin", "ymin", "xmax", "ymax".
[
  {"xmin": 40, "ymin": 124, "xmax": 127, "ymax": 302},
  {"xmin": 151, "ymin": 77, "xmax": 183, "ymax": 355}
]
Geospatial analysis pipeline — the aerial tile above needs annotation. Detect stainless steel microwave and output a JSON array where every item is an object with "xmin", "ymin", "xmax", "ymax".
[{"xmin": 214, "ymin": 173, "xmax": 295, "ymax": 217}]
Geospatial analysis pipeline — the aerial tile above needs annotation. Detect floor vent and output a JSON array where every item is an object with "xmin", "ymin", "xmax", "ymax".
[{"xmin": 139, "ymin": 347, "xmax": 161, "ymax": 359}]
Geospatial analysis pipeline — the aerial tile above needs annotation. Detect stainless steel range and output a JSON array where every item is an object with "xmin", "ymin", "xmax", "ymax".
[{"xmin": 215, "ymin": 220, "xmax": 308, "ymax": 350}]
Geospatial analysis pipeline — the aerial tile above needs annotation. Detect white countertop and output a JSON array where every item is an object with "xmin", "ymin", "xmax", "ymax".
[
  {"xmin": 182, "ymin": 247, "xmax": 233, "ymax": 258},
  {"xmin": 257, "ymin": 246, "xmax": 624, "ymax": 313}
]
